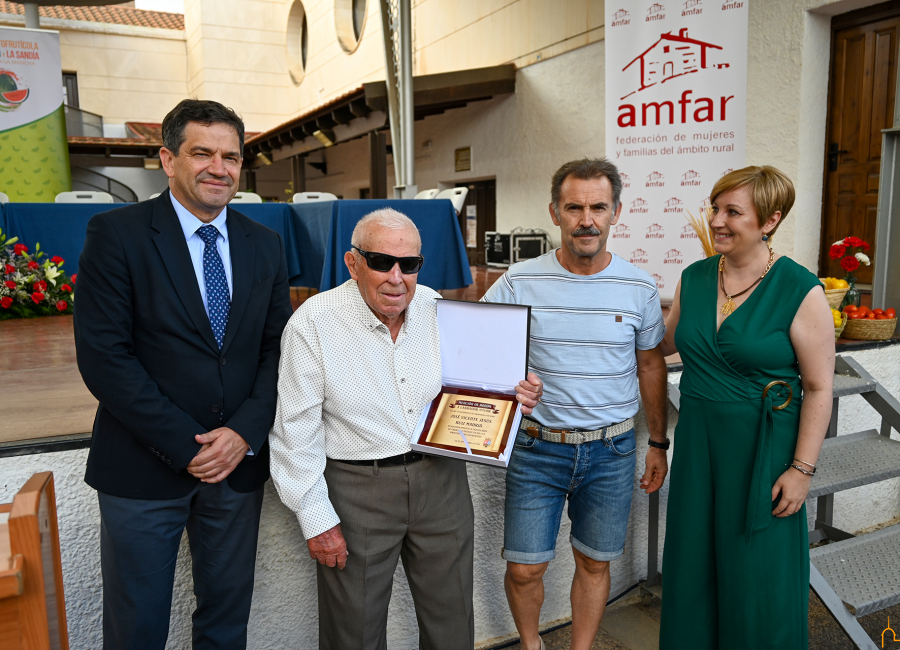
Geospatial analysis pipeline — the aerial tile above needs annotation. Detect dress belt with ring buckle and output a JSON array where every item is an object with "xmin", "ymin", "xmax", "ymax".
[
  {"xmin": 334, "ymin": 452, "xmax": 425, "ymax": 467},
  {"xmin": 523, "ymin": 416, "xmax": 634, "ymax": 445},
  {"xmin": 745, "ymin": 379, "xmax": 796, "ymax": 542}
]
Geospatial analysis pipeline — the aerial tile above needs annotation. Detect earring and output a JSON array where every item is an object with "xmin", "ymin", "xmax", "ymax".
[{"xmin": 762, "ymin": 234, "xmax": 769, "ymax": 241}]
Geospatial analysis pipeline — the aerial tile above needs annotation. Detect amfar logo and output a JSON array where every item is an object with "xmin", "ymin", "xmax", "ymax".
[
  {"xmin": 664, "ymin": 197, "xmax": 683, "ymax": 213},
  {"xmin": 682, "ymin": 169, "xmax": 702, "ymax": 186},
  {"xmin": 646, "ymin": 171, "xmax": 665, "ymax": 187},
  {"xmin": 722, "ymin": 0, "xmax": 744, "ymax": 9},
  {"xmin": 631, "ymin": 198, "xmax": 649, "ymax": 213},
  {"xmin": 683, "ymin": 0, "xmax": 702, "ymax": 15},
  {"xmin": 652, "ymin": 273, "xmax": 665, "ymax": 289},
  {"xmin": 621, "ymin": 172, "xmax": 632, "ymax": 188},
  {"xmin": 721, "ymin": 168, "xmax": 733, "ymax": 177},
  {"xmin": 617, "ymin": 29, "xmax": 733, "ymax": 128},
  {"xmin": 647, "ymin": 3, "xmax": 665, "ymax": 21},
  {"xmin": 612, "ymin": 8, "xmax": 631, "ymax": 26},
  {"xmin": 612, "ymin": 223, "xmax": 632, "ymax": 239},
  {"xmin": 646, "ymin": 223, "xmax": 665, "ymax": 238},
  {"xmin": 680, "ymin": 223, "xmax": 699, "ymax": 239},
  {"xmin": 630, "ymin": 248, "xmax": 649, "ymax": 264},
  {"xmin": 664, "ymin": 248, "xmax": 684, "ymax": 264}
]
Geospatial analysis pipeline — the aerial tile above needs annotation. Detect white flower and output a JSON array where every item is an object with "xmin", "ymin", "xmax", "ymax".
[
  {"xmin": 44, "ymin": 266, "xmax": 61, "ymax": 286},
  {"xmin": 833, "ymin": 240, "xmax": 845, "ymax": 246},
  {"xmin": 855, "ymin": 252, "xmax": 870, "ymax": 266}
]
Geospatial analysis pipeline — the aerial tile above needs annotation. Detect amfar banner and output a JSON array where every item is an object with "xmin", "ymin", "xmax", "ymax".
[
  {"xmin": 605, "ymin": 0, "xmax": 748, "ymax": 300},
  {"xmin": 0, "ymin": 26, "xmax": 71, "ymax": 202}
]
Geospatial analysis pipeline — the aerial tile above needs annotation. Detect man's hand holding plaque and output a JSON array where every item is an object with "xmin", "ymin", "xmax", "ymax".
[{"xmin": 417, "ymin": 374, "xmax": 541, "ymax": 458}]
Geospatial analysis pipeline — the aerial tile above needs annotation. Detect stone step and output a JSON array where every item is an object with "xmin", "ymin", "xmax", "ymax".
[
  {"xmin": 810, "ymin": 524, "xmax": 900, "ymax": 617},
  {"xmin": 600, "ymin": 603, "xmax": 660, "ymax": 650},
  {"xmin": 808, "ymin": 429, "xmax": 900, "ymax": 499}
]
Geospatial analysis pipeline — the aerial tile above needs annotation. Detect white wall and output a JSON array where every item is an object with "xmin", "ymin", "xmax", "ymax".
[{"xmin": 2, "ymin": 346, "xmax": 897, "ymax": 650}]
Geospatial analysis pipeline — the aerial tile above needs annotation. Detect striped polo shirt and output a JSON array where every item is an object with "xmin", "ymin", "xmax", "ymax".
[{"xmin": 482, "ymin": 250, "xmax": 665, "ymax": 430}]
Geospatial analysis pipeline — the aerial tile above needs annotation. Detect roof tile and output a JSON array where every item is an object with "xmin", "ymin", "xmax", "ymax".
[{"xmin": 0, "ymin": 2, "xmax": 184, "ymax": 30}]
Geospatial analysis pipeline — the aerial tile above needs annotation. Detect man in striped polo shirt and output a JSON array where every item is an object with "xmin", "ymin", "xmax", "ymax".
[{"xmin": 482, "ymin": 158, "xmax": 669, "ymax": 650}]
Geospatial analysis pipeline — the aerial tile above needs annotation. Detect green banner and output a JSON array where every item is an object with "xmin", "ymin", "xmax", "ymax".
[
  {"xmin": 0, "ymin": 104, "xmax": 71, "ymax": 201},
  {"xmin": 0, "ymin": 27, "xmax": 71, "ymax": 202}
]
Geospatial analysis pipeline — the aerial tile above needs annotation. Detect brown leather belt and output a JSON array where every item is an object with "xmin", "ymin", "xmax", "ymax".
[{"xmin": 522, "ymin": 417, "xmax": 635, "ymax": 445}]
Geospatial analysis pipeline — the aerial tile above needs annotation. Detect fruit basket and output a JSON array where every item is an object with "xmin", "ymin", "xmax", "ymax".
[
  {"xmin": 842, "ymin": 317, "xmax": 897, "ymax": 341},
  {"xmin": 834, "ymin": 312, "xmax": 847, "ymax": 341},
  {"xmin": 819, "ymin": 278, "xmax": 849, "ymax": 309}
]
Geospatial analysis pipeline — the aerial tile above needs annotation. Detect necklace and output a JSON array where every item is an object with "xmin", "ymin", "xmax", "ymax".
[{"xmin": 719, "ymin": 248, "xmax": 776, "ymax": 316}]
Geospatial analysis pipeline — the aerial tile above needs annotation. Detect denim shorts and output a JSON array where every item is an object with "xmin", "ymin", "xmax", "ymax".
[{"xmin": 502, "ymin": 426, "xmax": 637, "ymax": 564}]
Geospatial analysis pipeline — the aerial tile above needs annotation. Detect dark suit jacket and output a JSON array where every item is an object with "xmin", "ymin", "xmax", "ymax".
[{"xmin": 74, "ymin": 190, "xmax": 293, "ymax": 499}]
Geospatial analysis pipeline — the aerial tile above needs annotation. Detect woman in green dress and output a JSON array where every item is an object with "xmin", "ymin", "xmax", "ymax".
[{"xmin": 655, "ymin": 166, "xmax": 835, "ymax": 648}]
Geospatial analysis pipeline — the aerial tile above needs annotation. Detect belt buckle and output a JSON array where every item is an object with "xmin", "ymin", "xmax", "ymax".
[{"xmin": 762, "ymin": 380, "xmax": 793, "ymax": 411}]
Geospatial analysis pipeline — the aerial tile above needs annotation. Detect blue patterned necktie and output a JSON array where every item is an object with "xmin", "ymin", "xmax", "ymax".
[{"xmin": 197, "ymin": 224, "xmax": 230, "ymax": 348}]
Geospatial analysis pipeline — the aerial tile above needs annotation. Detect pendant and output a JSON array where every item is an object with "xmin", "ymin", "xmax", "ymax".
[{"xmin": 721, "ymin": 298, "xmax": 736, "ymax": 316}]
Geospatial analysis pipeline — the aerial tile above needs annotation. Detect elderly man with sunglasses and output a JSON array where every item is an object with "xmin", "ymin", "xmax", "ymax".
[{"xmin": 270, "ymin": 208, "xmax": 542, "ymax": 650}]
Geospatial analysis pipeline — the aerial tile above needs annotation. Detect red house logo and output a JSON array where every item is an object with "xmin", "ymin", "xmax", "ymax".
[
  {"xmin": 646, "ymin": 3, "xmax": 665, "ymax": 21},
  {"xmin": 646, "ymin": 171, "xmax": 665, "ymax": 187},
  {"xmin": 620, "ymin": 171, "xmax": 631, "ymax": 188},
  {"xmin": 720, "ymin": 168, "xmax": 733, "ymax": 177},
  {"xmin": 612, "ymin": 223, "xmax": 632, "ymax": 239},
  {"xmin": 680, "ymin": 223, "xmax": 699, "ymax": 238},
  {"xmin": 681, "ymin": 169, "xmax": 702, "ymax": 186},
  {"xmin": 646, "ymin": 223, "xmax": 665, "ymax": 238},
  {"xmin": 630, "ymin": 248, "xmax": 650, "ymax": 264},
  {"xmin": 621, "ymin": 28, "xmax": 726, "ymax": 99},
  {"xmin": 663, "ymin": 197, "xmax": 683, "ymax": 213},
  {"xmin": 664, "ymin": 248, "xmax": 684, "ymax": 264},
  {"xmin": 631, "ymin": 198, "xmax": 649, "ymax": 213},
  {"xmin": 612, "ymin": 8, "xmax": 631, "ymax": 26},
  {"xmin": 651, "ymin": 272, "xmax": 665, "ymax": 289},
  {"xmin": 683, "ymin": 0, "xmax": 702, "ymax": 15}
]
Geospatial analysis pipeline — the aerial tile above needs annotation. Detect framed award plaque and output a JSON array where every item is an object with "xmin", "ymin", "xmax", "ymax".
[
  {"xmin": 416, "ymin": 387, "xmax": 518, "ymax": 458},
  {"xmin": 410, "ymin": 298, "xmax": 531, "ymax": 468}
]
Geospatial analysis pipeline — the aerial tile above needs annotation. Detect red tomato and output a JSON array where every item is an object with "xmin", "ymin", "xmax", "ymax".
[
  {"xmin": 873, "ymin": 308, "xmax": 884, "ymax": 316},
  {"xmin": 876, "ymin": 314, "xmax": 891, "ymax": 320},
  {"xmin": 867, "ymin": 313, "xmax": 877, "ymax": 319},
  {"xmin": 848, "ymin": 312, "xmax": 864, "ymax": 320},
  {"xmin": 844, "ymin": 305, "xmax": 858, "ymax": 313},
  {"xmin": 886, "ymin": 308, "xmax": 896, "ymax": 319}
]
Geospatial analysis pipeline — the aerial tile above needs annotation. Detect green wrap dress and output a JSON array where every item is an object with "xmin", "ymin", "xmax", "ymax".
[{"xmin": 659, "ymin": 254, "xmax": 821, "ymax": 649}]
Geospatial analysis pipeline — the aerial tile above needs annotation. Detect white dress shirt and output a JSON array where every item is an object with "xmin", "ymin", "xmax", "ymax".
[
  {"xmin": 270, "ymin": 280, "xmax": 443, "ymax": 539},
  {"xmin": 170, "ymin": 192, "xmax": 233, "ymax": 314}
]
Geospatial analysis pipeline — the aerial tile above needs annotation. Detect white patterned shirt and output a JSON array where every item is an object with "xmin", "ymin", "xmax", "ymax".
[{"xmin": 270, "ymin": 280, "xmax": 443, "ymax": 539}]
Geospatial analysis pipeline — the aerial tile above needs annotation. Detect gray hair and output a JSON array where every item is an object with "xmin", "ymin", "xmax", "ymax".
[
  {"xmin": 551, "ymin": 158, "xmax": 623, "ymax": 216},
  {"xmin": 350, "ymin": 208, "xmax": 422, "ymax": 253}
]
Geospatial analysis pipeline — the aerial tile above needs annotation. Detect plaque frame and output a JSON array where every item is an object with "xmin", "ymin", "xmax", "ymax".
[{"xmin": 411, "ymin": 298, "xmax": 531, "ymax": 468}]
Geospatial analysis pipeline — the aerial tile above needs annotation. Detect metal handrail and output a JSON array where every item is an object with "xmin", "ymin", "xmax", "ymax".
[{"xmin": 70, "ymin": 167, "xmax": 137, "ymax": 203}]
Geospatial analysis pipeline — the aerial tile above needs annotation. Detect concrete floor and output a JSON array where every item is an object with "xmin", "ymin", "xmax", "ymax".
[{"xmin": 494, "ymin": 592, "xmax": 900, "ymax": 649}]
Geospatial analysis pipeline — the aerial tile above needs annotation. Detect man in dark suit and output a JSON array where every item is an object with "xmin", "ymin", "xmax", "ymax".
[{"xmin": 74, "ymin": 99, "xmax": 293, "ymax": 650}]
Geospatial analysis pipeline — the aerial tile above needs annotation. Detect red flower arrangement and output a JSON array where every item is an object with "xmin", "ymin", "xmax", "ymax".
[
  {"xmin": 0, "ymin": 227, "xmax": 75, "ymax": 320},
  {"xmin": 829, "ymin": 236, "xmax": 871, "ymax": 277}
]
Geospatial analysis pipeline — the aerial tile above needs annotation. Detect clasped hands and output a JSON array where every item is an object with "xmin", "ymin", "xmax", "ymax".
[{"xmin": 186, "ymin": 427, "xmax": 249, "ymax": 483}]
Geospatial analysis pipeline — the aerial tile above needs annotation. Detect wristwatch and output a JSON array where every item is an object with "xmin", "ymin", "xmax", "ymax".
[{"xmin": 648, "ymin": 437, "xmax": 670, "ymax": 450}]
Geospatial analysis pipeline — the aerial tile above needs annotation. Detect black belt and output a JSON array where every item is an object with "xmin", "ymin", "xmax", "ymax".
[{"xmin": 333, "ymin": 452, "xmax": 426, "ymax": 467}]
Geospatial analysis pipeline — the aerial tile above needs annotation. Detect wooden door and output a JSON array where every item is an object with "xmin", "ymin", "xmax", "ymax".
[
  {"xmin": 820, "ymin": 4, "xmax": 900, "ymax": 283},
  {"xmin": 456, "ymin": 180, "xmax": 496, "ymax": 266}
]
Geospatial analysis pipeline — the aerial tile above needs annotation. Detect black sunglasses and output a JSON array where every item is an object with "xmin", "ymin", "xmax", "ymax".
[{"xmin": 353, "ymin": 246, "xmax": 424, "ymax": 274}]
